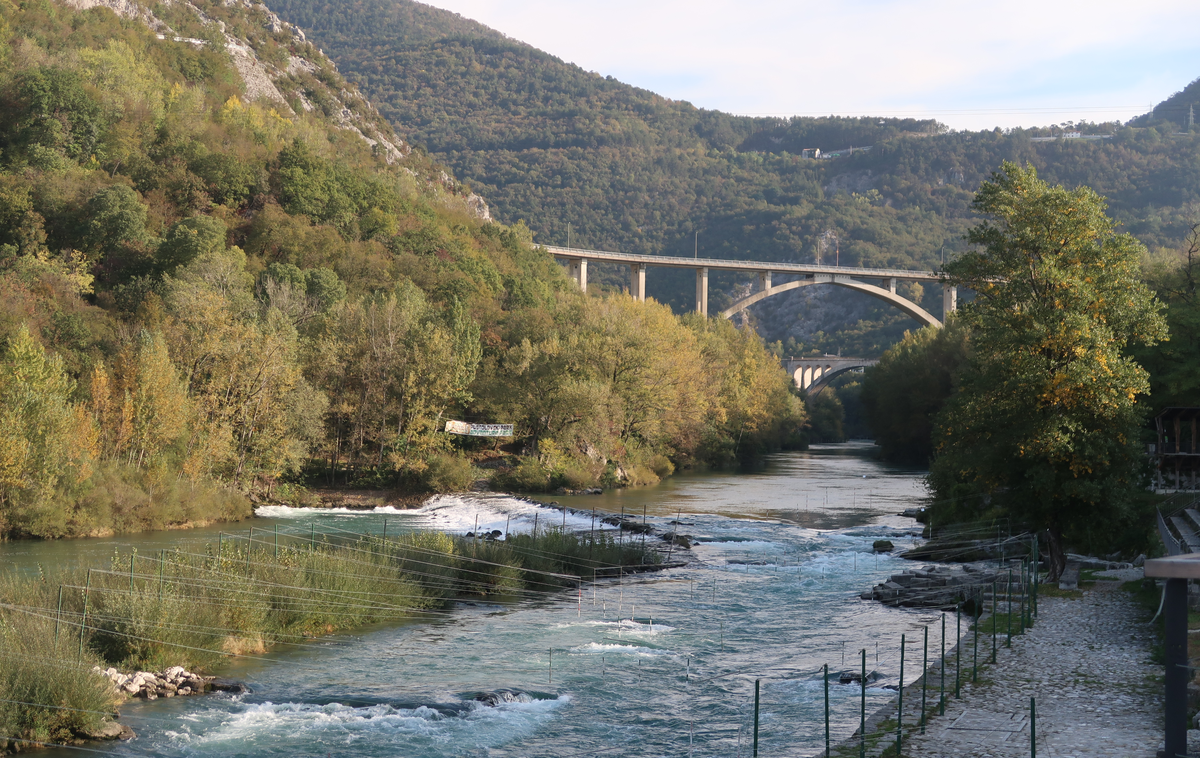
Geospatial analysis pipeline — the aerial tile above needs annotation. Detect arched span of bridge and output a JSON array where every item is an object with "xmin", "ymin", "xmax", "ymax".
[
  {"xmin": 787, "ymin": 360, "xmax": 877, "ymax": 399},
  {"xmin": 719, "ymin": 276, "xmax": 942, "ymax": 328}
]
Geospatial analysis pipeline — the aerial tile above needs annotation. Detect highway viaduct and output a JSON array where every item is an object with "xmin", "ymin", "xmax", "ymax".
[
  {"xmin": 544, "ymin": 245, "xmax": 956, "ymax": 327},
  {"xmin": 545, "ymin": 245, "xmax": 954, "ymax": 393}
]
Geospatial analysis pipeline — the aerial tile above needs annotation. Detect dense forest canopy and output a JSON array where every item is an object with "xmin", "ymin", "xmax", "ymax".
[
  {"xmin": 0, "ymin": 0, "xmax": 804, "ymax": 539},
  {"xmin": 269, "ymin": 0, "xmax": 1200, "ymax": 357}
]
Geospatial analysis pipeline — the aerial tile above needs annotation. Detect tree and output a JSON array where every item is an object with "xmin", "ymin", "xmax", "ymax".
[
  {"xmin": 861, "ymin": 318, "xmax": 970, "ymax": 465},
  {"xmin": 1136, "ymin": 220, "xmax": 1200, "ymax": 411},
  {"xmin": 928, "ymin": 162, "xmax": 1167, "ymax": 580},
  {"xmin": 0, "ymin": 327, "xmax": 97, "ymax": 535}
]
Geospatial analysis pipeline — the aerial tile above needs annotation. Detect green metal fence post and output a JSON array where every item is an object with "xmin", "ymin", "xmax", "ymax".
[
  {"xmin": 311, "ymin": 523, "xmax": 316, "ymax": 550},
  {"xmin": 753, "ymin": 678, "xmax": 761, "ymax": 758},
  {"xmin": 1007, "ymin": 567, "xmax": 1013, "ymax": 647},
  {"xmin": 824, "ymin": 664, "xmax": 831, "ymax": 757},
  {"xmin": 129, "ymin": 549, "xmax": 135, "ymax": 592},
  {"xmin": 158, "ymin": 549, "xmax": 165, "ymax": 601},
  {"xmin": 992, "ymin": 579, "xmax": 998, "ymax": 663},
  {"xmin": 955, "ymin": 606, "xmax": 961, "ymax": 698},
  {"xmin": 78, "ymin": 569, "xmax": 92, "ymax": 661},
  {"xmin": 1020, "ymin": 561, "xmax": 1027, "ymax": 633},
  {"xmin": 275, "ymin": 524, "xmax": 279, "ymax": 558},
  {"xmin": 860, "ymin": 648, "xmax": 867, "ymax": 758},
  {"xmin": 972, "ymin": 590, "xmax": 979, "ymax": 683},
  {"xmin": 247, "ymin": 527, "xmax": 254, "ymax": 569},
  {"xmin": 1031, "ymin": 536, "xmax": 1039, "ymax": 619},
  {"xmin": 897, "ymin": 633, "xmax": 905, "ymax": 754},
  {"xmin": 921, "ymin": 624, "xmax": 928, "ymax": 733},
  {"xmin": 54, "ymin": 585, "xmax": 63, "ymax": 650},
  {"xmin": 1030, "ymin": 696, "xmax": 1037, "ymax": 758},
  {"xmin": 940, "ymin": 613, "xmax": 946, "ymax": 715}
]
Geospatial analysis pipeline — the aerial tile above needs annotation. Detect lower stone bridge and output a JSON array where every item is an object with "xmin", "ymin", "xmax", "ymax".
[{"xmin": 784, "ymin": 356, "xmax": 878, "ymax": 397}]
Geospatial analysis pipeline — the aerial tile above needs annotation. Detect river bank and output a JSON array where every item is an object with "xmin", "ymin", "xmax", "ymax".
[{"xmin": 823, "ymin": 570, "xmax": 1161, "ymax": 757}]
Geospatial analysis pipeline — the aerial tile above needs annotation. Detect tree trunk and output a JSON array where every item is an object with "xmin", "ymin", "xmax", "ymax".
[{"xmin": 1045, "ymin": 528, "xmax": 1067, "ymax": 583}]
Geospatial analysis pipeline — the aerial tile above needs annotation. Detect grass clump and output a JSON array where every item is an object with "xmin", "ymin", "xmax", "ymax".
[
  {"xmin": 0, "ymin": 525, "xmax": 658, "ymax": 750},
  {"xmin": 0, "ymin": 572, "xmax": 120, "ymax": 750}
]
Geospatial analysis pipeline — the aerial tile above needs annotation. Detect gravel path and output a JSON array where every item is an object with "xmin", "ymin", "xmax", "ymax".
[{"xmin": 897, "ymin": 578, "xmax": 1162, "ymax": 758}]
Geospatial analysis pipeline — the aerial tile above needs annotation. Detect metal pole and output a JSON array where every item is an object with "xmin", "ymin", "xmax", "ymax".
[
  {"xmin": 310, "ymin": 523, "xmax": 316, "ymax": 550},
  {"xmin": 753, "ymin": 678, "xmax": 761, "ymax": 758},
  {"xmin": 973, "ymin": 590, "xmax": 979, "ymax": 682},
  {"xmin": 275, "ymin": 524, "xmax": 279, "ymax": 558},
  {"xmin": 54, "ymin": 585, "xmax": 63, "ymax": 650},
  {"xmin": 1020, "ymin": 562, "xmax": 1027, "ymax": 633},
  {"xmin": 218, "ymin": 532, "xmax": 223, "ymax": 560},
  {"xmin": 824, "ymin": 664, "xmax": 831, "ymax": 757},
  {"xmin": 992, "ymin": 579, "xmax": 998, "ymax": 663},
  {"xmin": 955, "ymin": 606, "xmax": 961, "ymax": 697},
  {"xmin": 78, "ymin": 569, "xmax": 92, "ymax": 661},
  {"xmin": 897, "ymin": 633, "xmax": 905, "ymax": 754},
  {"xmin": 1032, "ymin": 537, "xmax": 1039, "ymax": 618},
  {"xmin": 1030, "ymin": 696, "xmax": 1037, "ymax": 758},
  {"xmin": 1007, "ymin": 567, "xmax": 1013, "ymax": 647},
  {"xmin": 548, "ymin": 648, "xmax": 552, "ymax": 684},
  {"xmin": 383, "ymin": 518, "xmax": 387, "ymax": 541},
  {"xmin": 248, "ymin": 527, "xmax": 254, "ymax": 569},
  {"xmin": 922, "ymin": 624, "xmax": 928, "ymax": 733},
  {"xmin": 158, "ymin": 549, "xmax": 165, "ymax": 601},
  {"xmin": 860, "ymin": 648, "xmax": 867, "ymax": 758},
  {"xmin": 940, "ymin": 613, "xmax": 946, "ymax": 715}
]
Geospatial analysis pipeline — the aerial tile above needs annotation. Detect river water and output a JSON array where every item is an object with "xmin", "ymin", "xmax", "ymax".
[{"xmin": 10, "ymin": 443, "xmax": 957, "ymax": 758}]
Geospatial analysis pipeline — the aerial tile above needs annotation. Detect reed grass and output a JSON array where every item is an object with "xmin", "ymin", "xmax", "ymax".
[{"xmin": 0, "ymin": 525, "xmax": 658, "ymax": 751}]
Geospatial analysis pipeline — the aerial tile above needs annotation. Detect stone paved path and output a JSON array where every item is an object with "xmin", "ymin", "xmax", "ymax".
[{"xmin": 898, "ymin": 579, "xmax": 1161, "ymax": 758}]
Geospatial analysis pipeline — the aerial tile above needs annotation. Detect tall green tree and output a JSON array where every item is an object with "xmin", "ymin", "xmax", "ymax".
[
  {"xmin": 928, "ymin": 162, "xmax": 1167, "ymax": 579},
  {"xmin": 861, "ymin": 318, "xmax": 970, "ymax": 465}
]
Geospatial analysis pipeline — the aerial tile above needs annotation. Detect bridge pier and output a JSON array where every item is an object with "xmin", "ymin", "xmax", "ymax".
[
  {"xmin": 695, "ymin": 267, "xmax": 708, "ymax": 316},
  {"xmin": 568, "ymin": 259, "xmax": 588, "ymax": 293},
  {"xmin": 886, "ymin": 277, "xmax": 897, "ymax": 294},
  {"xmin": 630, "ymin": 263, "xmax": 645, "ymax": 301},
  {"xmin": 942, "ymin": 284, "xmax": 957, "ymax": 318},
  {"xmin": 758, "ymin": 271, "xmax": 772, "ymax": 293}
]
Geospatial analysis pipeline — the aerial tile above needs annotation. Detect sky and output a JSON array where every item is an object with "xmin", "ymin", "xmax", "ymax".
[{"xmin": 418, "ymin": 0, "xmax": 1200, "ymax": 131}]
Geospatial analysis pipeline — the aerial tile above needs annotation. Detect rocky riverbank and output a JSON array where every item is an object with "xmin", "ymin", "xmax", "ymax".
[
  {"xmin": 94, "ymin": 666, "xmax": 249, "ymax": 700},
  {"xmin": 861, "ymin": 562, "xmax": 1030, "ymax": 610}
]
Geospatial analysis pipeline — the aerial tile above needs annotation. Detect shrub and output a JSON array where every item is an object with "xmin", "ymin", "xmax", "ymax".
[
  {"xmin": 421, "ymin": 453, "xmax": 475, "ymax": 493},
  {"xmin": 647, "ymin": 454, "xmax": 675, "ymax": 479},
  {"xmin": 491, "ymin": 459, "xmax": 552, "ymax": 493}
]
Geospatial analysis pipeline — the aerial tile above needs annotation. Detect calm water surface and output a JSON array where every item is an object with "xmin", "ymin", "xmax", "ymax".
[{"xmin": 8, "ymin": 443, "xmax": 956, "ymax": 758}]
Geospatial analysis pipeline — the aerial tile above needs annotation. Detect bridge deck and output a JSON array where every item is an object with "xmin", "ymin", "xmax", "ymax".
[{"xmin": 543, "ymin": 245, "xmax": 944, "ymax": 282}]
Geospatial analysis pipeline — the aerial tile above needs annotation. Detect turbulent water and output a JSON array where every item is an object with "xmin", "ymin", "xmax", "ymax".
[{"xmin": 13, "ymin": 444, "xmax": 963, "ymax": 758}]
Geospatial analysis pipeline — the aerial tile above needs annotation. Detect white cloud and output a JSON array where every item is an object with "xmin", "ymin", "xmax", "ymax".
[{"xmin": 418, "ymin": 0, "xmax": 1200, "ymax": 129}]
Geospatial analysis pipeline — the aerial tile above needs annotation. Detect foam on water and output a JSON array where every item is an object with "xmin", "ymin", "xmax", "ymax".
[
  {"xmin": 255, "ymin": 494, "xmax": 608, "ymax": 537},
  {"xmin": 166, "ymin": 696, "xmax": 571, "ymax": 756},
  {"xmin": 570, "ymin": 642, "xmax": 675, "ymax": 657}
]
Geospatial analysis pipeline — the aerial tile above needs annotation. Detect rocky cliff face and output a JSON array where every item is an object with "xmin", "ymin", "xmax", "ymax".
[
  {"xmin": 64, "ymin": 0, "xmax": 409, "ymax": 163},
  {"xmin": 57, "ymin": 0, "xmax": 495, "ymax": 220}
]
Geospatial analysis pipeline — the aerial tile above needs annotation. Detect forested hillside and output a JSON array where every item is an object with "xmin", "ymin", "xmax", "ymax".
[
  {"xmin": 269, "ymin": 0, "xmax": 1200, "ymax": 357},
  {"xmin": 0, "ymin": 0, "xmax": 804, "ymax": 539}
]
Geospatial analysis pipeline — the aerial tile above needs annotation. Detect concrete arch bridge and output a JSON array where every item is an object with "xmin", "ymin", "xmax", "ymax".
[
  {"xmin": 544, "ymin": 245, "xmax": 956, "ymax": 327},
  {"xmin": 785, "ymin": 356, "xmax": 878, "ymax": 398}
]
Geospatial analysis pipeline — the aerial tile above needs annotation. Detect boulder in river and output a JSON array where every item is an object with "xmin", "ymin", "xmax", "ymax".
[{"xmin": 872, "ymin": 540, "xmax": 894, "ymax": 553}]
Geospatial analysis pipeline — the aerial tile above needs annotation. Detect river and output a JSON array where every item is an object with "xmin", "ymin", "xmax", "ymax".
[{"xmin": 9, "ymin": 443, "xmax": 952, "ymax": 758}]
